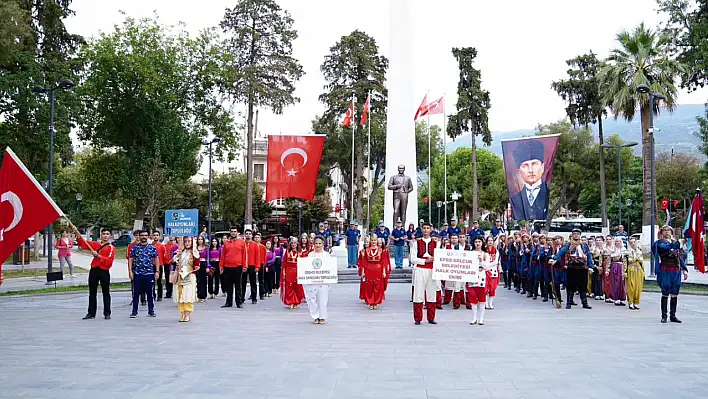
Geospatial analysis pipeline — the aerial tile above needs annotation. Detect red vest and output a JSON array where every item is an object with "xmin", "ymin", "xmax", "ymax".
[{"xmin": 416, "ymin": 239, "xmax": 436, "ymax": 269}]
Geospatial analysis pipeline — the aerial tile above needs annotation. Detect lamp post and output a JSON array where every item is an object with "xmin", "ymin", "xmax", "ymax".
[
  {"xmin": 436, "ymin": 201, "xmax": 443, "ymax": 227},
  {"xmin": 626, "ymin": 198, "xmax": 632, "ymax": 235},
  {"xmin": 451, "ymin": 191, "xmax": 460, "ymax": 221},
  {"xmin": 636, "ymin": 84, "xmax": 665, "ymax": 277},
  {"xmin": 32, "ymin": 79, "xmax": 75, "ymax": 280},
  {"xmin": 601, "ymin": 141, "xmax": 638, "ymax": 228},
  {"xmin": 75, "ymin": 192, "xmax": 82, "ymax": 223},
  {"xmin": 201, "ymin": 137, "xmax": 221, "ymax": 262}
]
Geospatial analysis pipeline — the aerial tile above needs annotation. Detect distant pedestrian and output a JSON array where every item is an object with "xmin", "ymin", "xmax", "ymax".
[
  {"xmin": 391, "ymin": 219, "xmax": 406, "ymax": 269},
  {"xmin": 345, "ymin": 221, "xmax": 360, "ymax": 268},
  {"xmin": 173, "ymin": 236, "xmax": 199, "ymax": 322},
  {"xmin": 128, "ymin": 230, "xmax": 160, "ymax": 318},
  {"xmin": 55, "ymin": 231, "xmax": 75, "ymax": 277},
  {"xmin": 75, "ymin": 226, "xmax": 115, "ymax": 320}
]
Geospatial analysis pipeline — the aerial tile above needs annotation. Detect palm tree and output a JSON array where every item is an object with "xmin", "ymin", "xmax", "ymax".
[{"xmin": 598, "ymin": 22, "xmax": 686, "ymax": 231}]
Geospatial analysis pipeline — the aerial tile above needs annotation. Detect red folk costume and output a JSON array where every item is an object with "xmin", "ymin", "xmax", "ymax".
[
  {"xmin": 358, "ymin": 246, "xmax": 388, "ymax": 306},
  {"xmin": 357, "ymin": 246, "xmax": 368, "ymax": 301},
  {"xmin": 280, "ymin": 249, "xmax": 306, "ymax": 306},
  {"xmin": 411, "ymin": 237, "xmax": 438, "ymax": 323},
  {"xmin": 485, "ymin": 245, "xmax": 502, "ymax": 298},
  {"xmin": 447, "ymin": 243, "xmax": 472, "ymax": 309}
]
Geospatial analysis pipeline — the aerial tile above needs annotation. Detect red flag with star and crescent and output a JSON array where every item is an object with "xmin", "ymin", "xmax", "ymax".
[
  {"xmin": 427, "ymin": 96, "xmax": 444, "ymax": 115},
  {"xmin": 0, "ymin": 147, "xmax": 64, "ymax": 265},
  {"xmin": 265, "ymin": 135, "xmax": 326, "ymax": 202},
  {"xmin": 414, "ymin": 94, "xmax": 429, "ymax": 121},
  {"xmin": 341, "ymin": 103, "xmax": 354, "ymax": 127},
  {"xmin": 688, "ymin": 190, "xmax": 706, "ymax": 273}
]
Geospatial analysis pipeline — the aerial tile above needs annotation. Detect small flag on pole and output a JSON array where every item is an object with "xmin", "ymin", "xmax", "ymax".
[
  {"xmin": 414, "ymin": 94, "xmax": 429, "ymax": 121},
  {"xmin": 360, "ymin": 94, "xmax": 370, "ymax": 126},
  {"xmin": 341, "ymin": 103, "xmax": 354, "ymax": 127}
]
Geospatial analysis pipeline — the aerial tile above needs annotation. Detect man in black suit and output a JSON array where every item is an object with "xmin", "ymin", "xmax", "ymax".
[{"xmin": 510, "ymin": 140, "xmax": 550, "ymax": 221}]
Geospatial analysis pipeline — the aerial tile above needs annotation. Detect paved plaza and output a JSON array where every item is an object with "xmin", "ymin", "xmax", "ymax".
[{"xmin": 0, "ymin": 283, "xmax": 707, "ymax": 399}]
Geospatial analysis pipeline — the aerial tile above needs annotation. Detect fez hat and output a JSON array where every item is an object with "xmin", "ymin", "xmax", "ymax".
[
  {"xmin": 572, "ymin": 228, "xmax": 582, "ymax": 234},
  {"xmin": 513, "ymin": 140, "xmax": 545, "ymax": 168}
]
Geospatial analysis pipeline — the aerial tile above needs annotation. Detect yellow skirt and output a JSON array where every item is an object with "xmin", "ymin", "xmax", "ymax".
[
  {"xmin": 626, "ymin": 265, "xmax": 644, "ymax": 305},
  {"xmin": 177, "ymin": 285, "xmax": 194, "ymax": 312}
]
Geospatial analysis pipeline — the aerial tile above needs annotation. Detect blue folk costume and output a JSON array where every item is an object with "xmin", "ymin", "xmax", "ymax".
[
  {"xmin": 653, "ymin": 237, "xmax": 688, "ymax": 323},
  {"xmin": 552, "ymin": 239, "xmax": 593, "ymax": 309},
  {"xmin": 518, "ymin": 240, "xmax": 532, "ymax": 295},
  {"xmin": 509, "ymin": 240, "xmax": 521, "ymax": 292},
  {"xmin": 498, "ymin": 241, "xmax": 510, "ymax": 289},
  {"xmin": 530, "ymin": 244, "xmax": 550, "ymax": 301}
]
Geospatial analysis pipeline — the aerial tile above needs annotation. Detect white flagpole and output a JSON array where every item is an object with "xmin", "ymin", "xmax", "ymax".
[
  {"xmin": 367, "ymin": 91, "xmax": 371, "ymax": 231},
  {"xmin": 351, "ymin": 92, "xmax": 356, "ymax": 224},
  {"xmin": 443, "ymin": 94, "xmax": 448, "ymax": 223},
  {"xmin": 427, "ymin": 91, "xmax": 432, "ymax": 224}
]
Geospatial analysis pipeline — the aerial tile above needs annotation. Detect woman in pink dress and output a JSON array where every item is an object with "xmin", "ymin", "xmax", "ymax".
[{"xmin": 56, "ymin": 231, "xmax": 75, "ymax": 277}]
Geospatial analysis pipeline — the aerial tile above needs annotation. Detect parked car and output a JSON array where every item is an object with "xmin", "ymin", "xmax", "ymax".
[{"xmin": 112, "ymin": 234, "xmax": 132, "ymax": 247}]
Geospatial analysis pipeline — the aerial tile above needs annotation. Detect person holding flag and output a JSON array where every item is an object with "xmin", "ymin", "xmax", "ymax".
[{"xmin": 653, "ymin": 225, "xmax": 689, "ymax": 323}]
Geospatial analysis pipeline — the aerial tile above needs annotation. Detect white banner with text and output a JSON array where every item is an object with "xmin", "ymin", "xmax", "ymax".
[{"xmin": 433, "ymin": 249, "xmax": 480, "ymax": 283}]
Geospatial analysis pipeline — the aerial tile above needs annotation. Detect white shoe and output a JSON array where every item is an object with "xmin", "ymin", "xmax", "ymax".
[
  {"xmin": 479, "ymin": 320, "xmax": 484, "ymax": 325},
  {"xmin": 489, "ymin": 305, "xmax": 494, "ymax": 310},
  {"xmin": 469, "ymin": 320, "xmax": 478, "ymax": 325}
]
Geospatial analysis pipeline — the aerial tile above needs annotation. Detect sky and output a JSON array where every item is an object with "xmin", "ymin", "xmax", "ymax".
[{"xmin": 65, "ymin": 0, "xmax": 708, "ymax": 174}]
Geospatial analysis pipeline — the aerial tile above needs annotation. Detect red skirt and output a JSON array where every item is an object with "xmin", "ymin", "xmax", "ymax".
[
  {"xmin": 486, "ymin": 270, "xmax": 500, "ymax": 297},
  {"xmin": 281, "ymin": 263, "xmax": 305, "ymax": 306},
  {"xmin": 362, "ymin": 265, "xmax": 386, "ymax": 306}
]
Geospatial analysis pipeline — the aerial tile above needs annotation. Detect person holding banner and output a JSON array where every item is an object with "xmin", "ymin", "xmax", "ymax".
[
  {"xmin": 304, "ymin": 235, "xmax": 332, "ymax": 324},
  {"xmin": 549, "ymin": 228, "xmax": 593, "ymax": 310},
  {"xmin": 357, "ymin": 236, "xmax": 388, "ymax": 309},
  {"xmin": 468, "ymin": 236, "xmax": 492, "ymax": 325},
  {"xmin": 410, "ymin": 222, "xmax": 439, "ymax": 325},
  {"xmin": 653, "ymin": 225, "xmax": 689, "ymax": 323},
  {"xmin": 485, "ymin": 236, "xmax": 502, "ymax": 310},
  {"xmin": 281, "ymin": 237, "xmax": 305, "ymax": 309}
]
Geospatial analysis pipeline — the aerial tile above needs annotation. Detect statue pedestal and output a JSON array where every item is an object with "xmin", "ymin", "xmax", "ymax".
[{"xmin": 384, "ymin": 0, "xmax": 418, "ymax": 228}]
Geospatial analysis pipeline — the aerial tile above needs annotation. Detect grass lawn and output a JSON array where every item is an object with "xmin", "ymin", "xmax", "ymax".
[
  {"xmin": 0, "ymin": 282, "xmax": 131, "ymax": 297},
  {"xmin": 2, "ymin": 266, "xmax": 90, "ymax": 279},
  {"xmin": 113, "ymin": 246, "xmax": 128, "ymax": 260}
]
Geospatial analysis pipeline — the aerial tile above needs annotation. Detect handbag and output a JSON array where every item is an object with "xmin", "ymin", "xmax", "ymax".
[{"xmin": 169, "ymin": 265, "xmax": 179, "ymax": 284}]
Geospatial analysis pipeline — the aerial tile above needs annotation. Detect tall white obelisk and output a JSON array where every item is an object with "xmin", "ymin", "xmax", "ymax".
[{"xmin": 384, "ymin": 0, "xmax": 418, "ymax": 228}]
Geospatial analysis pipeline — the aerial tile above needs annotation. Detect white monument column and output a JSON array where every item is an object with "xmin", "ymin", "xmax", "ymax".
[{"xmin": 385, "ymin": 0, "xmax": 418, "ymax": 229}]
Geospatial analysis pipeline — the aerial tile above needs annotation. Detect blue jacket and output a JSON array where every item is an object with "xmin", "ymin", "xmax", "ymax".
[
  {"xmin": 652, "ymin": 240, "xmax": 688, "ymax": 272},
  {"xmin": 518, "ymin": 242, "xmax": 532, "ymax": 271},
  {"xmin": 552, "ymin": 243, "xmax": 594, "ymax": 268}
]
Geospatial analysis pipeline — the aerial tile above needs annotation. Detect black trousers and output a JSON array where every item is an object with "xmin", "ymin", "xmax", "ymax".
[
  {"xmin": 208, "ymin": 261, "xmax": 220, "ymax": 296},
  {"xmin": 155, "ymin": 264, "xmax": 173, "ymax": 299},
  {"xmin": 274, "ymin": 258, "xmax": 282, "ymax": 289},
  {"xmin": 196, "ymin": 261, "xmax": 208, "ymax": 300},
  {"xmin": 265, "ymin": 265, "xmax": 275, "ymax": 294},
  {"xmin": 222, "ymin": 266, "xmax": 243, "ymax": 306},
  {"xmin": 240, "ymin": 266, "xmax": 258, "ymax": 302},
  {"xmin": 87, "ymin": 268, "xmax": 111, "ymax": 316},
  {"xmin": 592, "ymin": 270, "xmax": 604, "ymax": 297},
  {"xmin": 258, "ymin": 265, "xmax": 265, "ymax": 298},
  {"xmin": 566, "ymin": 268, "xmax": 588, "ymax": 304}
]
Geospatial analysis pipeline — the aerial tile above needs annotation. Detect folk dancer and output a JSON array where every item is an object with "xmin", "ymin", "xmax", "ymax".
[
  {"xmin": 207, "ymin": 238, "xmax": 222, "ymax": 299},
  {"xmin": 445, "ymin": 234, "xmax": 470, "ymax": 309},
  {"xmin": 591, "ymin": 237, "xmax": 605, "ymax": 300},
  {"xmin": 528, "ymin": 235, "xmax": 547, "ymax": 300},
  {"xmin": 75, "ymin": 226, "xmax": 115, "ymax": 320},
  {"xmin": 468, "ymin": 236, "xmax": 493, "ymax": 325},
  {"xmin": 547, "ymin": 236, "xmax": 566, "ymax": 304},
  {"xmin": 410, "ymin": 222, "xmax": 439, "ymax": 325},
  {"xmin": 653, "ymin": 225, "xmax": 689, "ymax": 323},
  {"xmin": 609, "ymin": 237, "xmax": 627, "ymax": 306},
  {"xmin": 508, "ymin": 232, "xmax": 521, "ymax": 291},
  {"xmin": 602, "ymin": 235, "xmax": 613, "ymax": 303},
  {"xmin": 379, "ymin": 238, "xmax": 392, "ymax": 292},
  {"xmin": 625, "ymin": 237, "xmax": 644, "ymax": 310},
  {"xmin": 518, "ymin": 232, "xmax": 531, "ymax": 295},
  {"xmin": 255, "ymin": 233, "xmax": 268, "ymax": 300},
  {"xmin": 242, "ymin": 230, "xmax": 260, "ymax": 305},
  {"xmin": 498, "ymin": 235, "xmax": 510, "ymax": 289},
  {"xmin": 549, "ymin": 228, "xmax": 592, "ymax": 310},
  {"xmin": 358, "ymin": 236, "xmax": 388, "ymax": 309},
  {"xmin": 219, "ymin": 227, "xmax": 245, "ymax": 308},
  {"xmin": 540, "ymin": 237, "xmax": 555, "ymax": 302},
  {"xmin": 281, "ymin": 237, "xmax": 306, "ymax": 309},
  {"xmin": 485, "ymin": 236, "xmax": 502, "ymax": 309},
  {"xmin": 586, "ymin": 238, "xmax": 596, "ymax": 297},
  {"xmin": 305, "ymin": 236, "xmax": 332, "ymax": 324},
  {"xmin": 359, "ymin": 235, "xmax": 371, "ymax": 302},
  {"xmin": 172, "ymin": 236, "xmax": 199, "ymax": 322}
]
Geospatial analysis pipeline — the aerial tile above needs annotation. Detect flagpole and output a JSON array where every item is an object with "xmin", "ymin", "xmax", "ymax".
[
  {"xmin": 427, "ymin": 91, "xmax": 432, "ymax": 224},
  {"xmin": 351, "ymin": 92, "xmax": 356, "ymax": 224},
  {"xmin": 366, "ymin": 91, "xmax": 371, "ymax": 231},
  {"xmin": 442, "ymin": 94, "xmax": 448, "ymax": 223}
]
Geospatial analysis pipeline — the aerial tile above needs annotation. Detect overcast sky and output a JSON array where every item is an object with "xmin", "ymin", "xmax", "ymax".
[{"xmin": 65, "ymin": 0, "xmax": 708, "ymax": 173}]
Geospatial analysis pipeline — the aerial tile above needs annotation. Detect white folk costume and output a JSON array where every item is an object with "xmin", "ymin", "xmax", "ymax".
[
  {"xmin": 410, "ymin": 237, "xmax": 438, "ymax": 324},
  {"xmin": 485, "ymin": 246, "xmax": 502, "ymax": 309},
  {"xmin": 304, "ymin": 250, "xmax": 331, "ymax": 322},
  {"xmin": 467, "ymin": 249, "xmax": 493, "ymax": 325}
]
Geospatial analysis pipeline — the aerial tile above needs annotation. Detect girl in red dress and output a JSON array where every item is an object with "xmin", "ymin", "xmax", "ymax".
[
  {"xmin": 281, "ymin": 237, "xmax": 306, "ymax": 309},
  {"xmin": 358, "ymin": 235, "xmax": 370, "ymax": 301},
  {"xmin": 358, "ymin": 236, "xmax": 388, "ymax": 309},
  {"xmin": 485, "ymin": 236, "xmax": 502, "ymax": 310}
]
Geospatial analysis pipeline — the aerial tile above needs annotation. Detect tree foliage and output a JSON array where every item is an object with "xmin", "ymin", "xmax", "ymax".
[
  {"xmin": 285, "ymin": 195, "xmax": 332, "ymax": 232},
  {"xmin": 75, "ymin": 16, "xmax": 238, "ymax": 224},
  {"xmin": 212, "ymin": 172, "xmax": 270, "ymax": 227},
  {"xmin": 315, "ymin": 30, "xmax": 388, "ymax": 223},
  {"xmin": 415, "ymin": 121, "xmax": 443, "ymax": 172},
  {"xmin": 657, "ymin": 0, "xmax": 708, "ymax": 91}
]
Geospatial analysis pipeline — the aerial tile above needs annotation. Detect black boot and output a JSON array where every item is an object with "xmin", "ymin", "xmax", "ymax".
[
  {"xmin": 669, "ymin": 297, "xmax": 681, "ymax": 323},
  {"xmin": 582, "ymin": 299, "xmax": 592, "ymax": 309},
  {"xmin": 565, "ymin": 290, "xmax": 573, "ymax": 309},
  {"xmin": 661, "ymin": 296, "xmax": 668, "ymax": 323},
  {"xmin": 532, "ymin": 282, "xmax": 539, "ymax": 300}
]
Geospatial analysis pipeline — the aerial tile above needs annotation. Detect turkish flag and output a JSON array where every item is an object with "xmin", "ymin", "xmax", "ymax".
[
  {"xmin": 0, "ymin": 147, "xmax": 63, "ymax": 263},
  {"xmin": 360, "ymin": 94, "xmax": 370, "ymax": 126},
  {"xmin": 688, "ymin": 191, "xmax": 705, "ymax": 273},
  {"xmin": 414, "ymin": 94, "xmax": 429, "ymax": 121},
  {"xmin": 341, "ymin": 103, "xmax": 354, "ymax": 127},
  {"xmin": 265, "ymin": 135, "xmax": 326, "ymax": 202},
  {"xmin": 660, "ymin": 199, "xmax": 668, "ymax": 210},
  {"xmin": 427, "ymin": 96, "xmax": 444, "ymax": 115}
]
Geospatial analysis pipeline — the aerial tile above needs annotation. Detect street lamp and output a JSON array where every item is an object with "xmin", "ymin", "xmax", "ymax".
[
  {"xmin": 451, "ymin": 191, "xmax": 460, "ymax": 222},
  {"xmin": 636, "ymin": 84, "xmax": 665, "ymax": 276},
  {"xmin": 201, "ymin": 137, "xmax": 222, "ymax": 262},
  {"xmin": 75, "ymin": 192, "xmax": 83, "ymax": 223},
  {"xmin": 601, "ymin": 141, "xmax": 638, "ymax": 229},
  {"xmin": 436, "ymin": 201, "xmax": 443, "ymax": 227},
  {"xmin": 32, "ymin": 79, "xmax": 75, "ymax": 280},
  {"xmin": 626, "ymin": 198, "xmax": 632, "ymax": 235}
]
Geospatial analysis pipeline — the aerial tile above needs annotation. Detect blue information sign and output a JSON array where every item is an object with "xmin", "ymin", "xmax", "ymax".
[{"xmin": 165, "ymin": 209, "xmax": 199, "ymax": 237}]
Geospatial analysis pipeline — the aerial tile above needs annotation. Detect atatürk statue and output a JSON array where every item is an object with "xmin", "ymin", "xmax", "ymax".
[{"xmin": 387, "ymin": 164, "xmax": 414, "ymax": 227}]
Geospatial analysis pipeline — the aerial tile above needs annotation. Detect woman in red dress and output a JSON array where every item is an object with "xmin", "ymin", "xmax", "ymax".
[
  {"xmin": 485, "ymin": 236, "xmax": 502, "ymax": 309},
  {"xmin": 379, "ymin": 238, "xmax": 392, "ymax": 293},
  {"xmin": 358, "ymin": 235, "xmax": 370, "ymax": 301},
  {"xmin": 281, "ymin": 237, "xmax": 306, "ymax": 309},
  {"xmin": 358, "ymin": 236, "xmax": 387, "ymax": 309}
]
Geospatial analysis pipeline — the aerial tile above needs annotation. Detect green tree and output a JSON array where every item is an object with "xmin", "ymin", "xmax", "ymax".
[
  {"xmin": 212, "ymin": 172, "xmax": 270, "ymax": 227},
  {"xmin": 551, "ymin": 51, "xmax": 609, "ymax": 230},
  {"xmin": 657, "ymin": 0, "xmax": 708, "ymax": 91},
  {"xmin": 536, "ymin": 121, "xmax": 596, "ymax": 231},
  {"xmin": 0, "ymin": 0, "xmax": 83, "ymax": 177},
  {"xmin": 656, "ymin": 152, "xmax": 701, "ymax": 220},
  {"xmin": 219, "ymin": 0, "xmax": 304, "ymax": 227},
  {"xmin": 447, "ymin": 47, "xmax": 491, "ymax": 220},
  {"xmin": 598, "ymin": 23, "xmax": 687, "ymax": 228},
  {"xmin": 415, "ymin": 121, "xmax": 443, "ymax": 172},
  {"xmin": 76, "ymin": 16, "xmax": 237, "ymax": 228},
  {"xmin": 315, "ymin": 30, "xmax": 388, "ymax": 224},
  {"xmin": 285, "ymin": 195, "xmax": 332, "ymax": 233}
]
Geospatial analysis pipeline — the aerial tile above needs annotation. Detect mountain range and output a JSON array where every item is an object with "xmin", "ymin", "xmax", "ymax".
[{"xmin": 445, "ymin": 103, "xmax": 707, "ymax": 160}]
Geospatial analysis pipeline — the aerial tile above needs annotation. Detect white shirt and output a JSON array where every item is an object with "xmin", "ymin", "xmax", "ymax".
[
  {"xmin": 410, "ymin": 237, "xmax": 433, "ymax": 266},
  {"xmin": 525, "ymin": 181, "xmax": 542, "ymax": 206}
]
